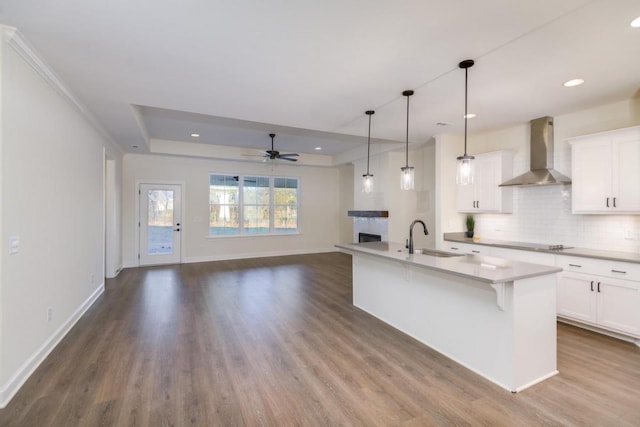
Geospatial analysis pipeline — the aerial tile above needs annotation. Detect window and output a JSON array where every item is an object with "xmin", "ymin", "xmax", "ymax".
[{"xmin": 209, "ymin": 174, "xmax": 299, "ymax": 236}]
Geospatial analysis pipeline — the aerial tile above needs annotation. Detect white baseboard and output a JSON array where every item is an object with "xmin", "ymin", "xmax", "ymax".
[
  {"xmin": 184, "ymin": 247, "xmax": 337, "ymax": 264},
  {"xmin": 0, "ymin": 283, "xmax": 105, "ymax": 408}
]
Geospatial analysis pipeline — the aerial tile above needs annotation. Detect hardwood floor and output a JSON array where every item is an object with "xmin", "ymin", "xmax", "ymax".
[{"xmin": 1, "ymin": 252, "xmax": 639, "ymax": 426}]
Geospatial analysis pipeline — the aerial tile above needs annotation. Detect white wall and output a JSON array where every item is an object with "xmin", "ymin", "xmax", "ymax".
[
  {"xmin": 435, "ymin": 97, "xmax": 640, "ymax": 253},
  {"xmin": 0, "ymin": 28, "xmax": 121, "ymax": 406},
  {"xmin": 122, "ymin": 154, "xmax": 341, "ymax": 265},
  {"xmin": 351, "ymin": 145, "xmax": 435, "ymax": 248},
  {"xmin": 337, "ymin": 163, "xmax": 354, "ymax": 243}
]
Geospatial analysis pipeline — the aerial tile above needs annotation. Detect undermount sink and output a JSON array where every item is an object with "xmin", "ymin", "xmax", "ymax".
[{"xmin": 399, "ymin": 248, "xmax": 464, "ymax": 257}]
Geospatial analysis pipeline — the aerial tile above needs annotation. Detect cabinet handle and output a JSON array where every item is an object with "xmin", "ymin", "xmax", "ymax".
[
  {"xmin": 597, "ymin": 282, "xmax": 601, "ymax": 293},
  {"xmin": 450, "ymin": 247, "xmax": 459, "ymax": 250},
  {"xmin": 472, "ymin": 250, "xmax": 480, "ymax": 253},
  {"xmin": 569, "ymin": 264, "xmax": 582, "ymax": 268},
  {"xmin": 611, "ymin": 269, "xmax": 627, "ymax": 274},
  {"xmin": 477, "ymin": 201, "xmax": 480, "ymax": 209},
  {"xmin": 613, "ymin": 197, "xmax": 617, "ymax": 208},
  {"xmin": 590, "ymin": 281, "xmax": 594, "ymax": 292},
  {"xmin": 606, "ymin": 197, "xmax": 610, "ymax": 207}
]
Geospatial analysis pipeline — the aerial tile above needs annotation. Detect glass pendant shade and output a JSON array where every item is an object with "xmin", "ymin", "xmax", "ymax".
[
  {"xmin": 400, "ymin": 166, "xmax": 415, "ymax": 190},
  {"xmin": 362, "ymin": 173, "xmax": 374, "ymax": 193},
  {"xmin": 456, "ymin": 154, "xmax": 475, "ymax": 185}
]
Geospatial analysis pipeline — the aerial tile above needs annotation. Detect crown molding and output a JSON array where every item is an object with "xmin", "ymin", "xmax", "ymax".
[{"xmin": 0, "ymin": 25, "xmax": 124, "ymax": 156}]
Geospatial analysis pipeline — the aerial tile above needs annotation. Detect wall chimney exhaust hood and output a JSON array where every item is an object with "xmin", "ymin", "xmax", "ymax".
[{"xmin": 500, "ymin": 117, "xmax": 571, "ymax": 187}]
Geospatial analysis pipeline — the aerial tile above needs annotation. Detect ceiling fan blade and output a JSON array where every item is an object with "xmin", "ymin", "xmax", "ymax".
[
  {"xmin": 278, "ymin": 156, "xmax": 298, "ymax": 162},
  {"xmin": 278, "ymin": 153, "xmax": 299, "ymax": 157}
]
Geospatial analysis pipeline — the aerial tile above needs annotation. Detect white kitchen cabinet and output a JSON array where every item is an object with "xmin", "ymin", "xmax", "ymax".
[
  {"xmin": 557, "ymin": 260, "xmax": 640, "ymax": 338},
  {"xmin": 570, "ymin": 126, "xmax": 640, "ymax": 214},
  {"xmin": 457, "ymin": 151, "xmax": 513, "ymax": 213},
  {"xmin": 443, "ymin": 242, "xmax": 486, "ymax": 255}
]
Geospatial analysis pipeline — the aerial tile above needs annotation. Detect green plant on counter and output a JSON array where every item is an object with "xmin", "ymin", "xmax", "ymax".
[{"xmin": 466, "ymin": 215, "xmax": 475, "ymax": 233}]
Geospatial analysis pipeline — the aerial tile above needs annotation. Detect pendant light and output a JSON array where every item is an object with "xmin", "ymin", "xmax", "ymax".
[
  {"xmin": 400, "ymin": 90, "xmax": 415, "ymax": 190},
  {"xmin": 456, "ymin": 59, "xmax": 475, "ymax": 186},
  {"xmin": 362, "ymin": 110, "xmax": 375, "ymax": 193}
]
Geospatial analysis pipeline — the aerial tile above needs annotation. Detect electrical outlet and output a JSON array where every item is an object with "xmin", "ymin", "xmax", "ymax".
[
  {"xmin": 624, "ymin": 229, "xmax": 637, "ymax": 240},
  {"xmin": 47, "ymin": 307, "xmax": 53, "ymax": 322}
]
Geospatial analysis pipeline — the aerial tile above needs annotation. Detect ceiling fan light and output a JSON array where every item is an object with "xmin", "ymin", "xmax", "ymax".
[{"xmin": 631, "ymin": 16, "xmax": 640, "ymax": 27}]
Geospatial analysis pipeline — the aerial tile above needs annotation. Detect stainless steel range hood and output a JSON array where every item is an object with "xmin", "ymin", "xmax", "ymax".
[{"xmin": 499, "ymin": 116, "xmax": 571, "ymax": 187}]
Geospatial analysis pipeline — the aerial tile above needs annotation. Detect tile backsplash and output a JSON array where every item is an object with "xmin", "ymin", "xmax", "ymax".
[{"xmin": 474, "ymin": 185, "xmax": 640, "ymax": 253}]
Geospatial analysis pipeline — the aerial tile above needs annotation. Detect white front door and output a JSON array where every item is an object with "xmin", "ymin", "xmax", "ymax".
[{"xmin": 139, "ymin": 183, "xmax": 182, "ymax": 266}]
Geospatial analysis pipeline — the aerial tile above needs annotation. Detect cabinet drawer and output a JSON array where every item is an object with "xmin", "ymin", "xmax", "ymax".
[
  {"xmin": 557, "ymin": 256, "xmax": 640, "ymax": 281},
  {"xmin": 491, "ymin": 247, "xmax": 556, "ymax": 266},
  {"xmin": 444, "ymin": 242, "xmax": 486, "ymax": 255}
]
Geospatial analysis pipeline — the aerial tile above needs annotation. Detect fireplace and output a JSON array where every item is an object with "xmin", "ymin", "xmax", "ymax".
[
  {"xmin": 348, "ymin": 210, "xmax": 389, "ymax": 243},
  {"xmin": 359, "ymin": 232, "xmax": 382, "ymax": 243}
]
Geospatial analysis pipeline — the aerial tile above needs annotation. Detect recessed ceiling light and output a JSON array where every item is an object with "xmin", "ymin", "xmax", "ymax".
[
  {"xmin": 464, "ymin": 113, "xmax": 476, "ymax": 119},
  {"xmin": 314, "ymin": 147, "xmax": 322, "ymax": 151},
  {"xmin": 191, "ymin": 133, "xmax": 200, "ymax": 138},
  {"xmin": 563, "ymin": 78, "xmax": 584, "ymax": 87},
  {"xmin": 631, "ymin": 16, "xmax": 640, "ymax": 27}
]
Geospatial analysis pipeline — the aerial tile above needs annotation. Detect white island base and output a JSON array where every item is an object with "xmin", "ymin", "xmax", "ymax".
[{"xmin": 351, "ymin": 250, "xmax": 559, "ymax": 393}]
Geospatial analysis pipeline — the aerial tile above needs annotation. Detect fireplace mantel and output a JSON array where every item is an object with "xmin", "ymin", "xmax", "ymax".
[{"xmin": 347, "ymin": 210, "xmax": 389, "ymax": 218}]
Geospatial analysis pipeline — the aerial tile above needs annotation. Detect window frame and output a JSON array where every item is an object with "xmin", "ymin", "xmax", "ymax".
[{"xmin": 208, "ymin": 173, "xmax": 301, "ymax": 237}]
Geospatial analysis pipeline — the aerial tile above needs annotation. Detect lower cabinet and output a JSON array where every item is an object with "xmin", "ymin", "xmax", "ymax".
[
  {"xmin": 557, "ymin": 271, "xmax": 640, "ymax": 337},
  {"xmin": 443, "ymin": 242, "xmax": 486, "ymax": 255}
]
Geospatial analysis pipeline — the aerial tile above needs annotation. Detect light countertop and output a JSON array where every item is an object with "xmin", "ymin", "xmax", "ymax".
[
  {"xmin": 336, "ymin": 242, "xmax": 562, "ymax": 284},
  {"xmin": 443, "ymin": 233, "xmax": 640, "ymax": 264}
]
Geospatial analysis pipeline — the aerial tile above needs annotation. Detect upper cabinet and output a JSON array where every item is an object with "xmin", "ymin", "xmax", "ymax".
[
  {"xmin": 457, "ymin": 150, "xmax": 513, "ymax": 213},
  {"xmin": 570, "ymin": 126, "xmax": 640, "ymax": 214}
]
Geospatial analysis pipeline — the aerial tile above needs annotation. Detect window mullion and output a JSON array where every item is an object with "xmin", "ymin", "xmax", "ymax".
[
  {"xmin": 239, "ymin": 175, "xmax": 244, "ymax": 235},
  {"xmin": 269, "ymin": 177, "xmax": 275, "ymax": 232}
]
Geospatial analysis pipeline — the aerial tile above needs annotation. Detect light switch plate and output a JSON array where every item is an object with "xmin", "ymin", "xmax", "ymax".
[{"xmin": 10, "ymin": 236, "xmax": 19, "ymax": 254}]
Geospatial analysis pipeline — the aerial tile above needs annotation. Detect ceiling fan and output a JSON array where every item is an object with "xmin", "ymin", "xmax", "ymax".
[{"xmin": 264, "ymin": 133, "xmax": 299, "ymax": 162}]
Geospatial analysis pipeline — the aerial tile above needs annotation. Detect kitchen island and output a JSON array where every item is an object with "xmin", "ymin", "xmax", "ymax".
[{"xmin": 336, "ymin": 241, "xmax": 562, "ymax": 392}]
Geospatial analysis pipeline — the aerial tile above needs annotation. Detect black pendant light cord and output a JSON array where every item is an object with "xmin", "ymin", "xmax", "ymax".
[
  {"xmin": 464, "ymin": 66, "xmax": 468, "ymax": 156},
  {"xmin": 365, "ymin": 110, "xmax": 374, "ymax": 175},
  {"xmin": 458, "ymin": 59, "xmax": 474, "ymax": 157},
  {"xmin": 405, "ymin": 95, "xmax": 409, "ymax": 166},
  {"xmin": 402, "ymin": 90, "xmax": 413, "ymax": 167}
]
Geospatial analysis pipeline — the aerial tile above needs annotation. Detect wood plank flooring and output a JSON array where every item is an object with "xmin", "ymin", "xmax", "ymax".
[{"xmin": 1, "ymin": 252, "xmax": 639, "ymax": 426}]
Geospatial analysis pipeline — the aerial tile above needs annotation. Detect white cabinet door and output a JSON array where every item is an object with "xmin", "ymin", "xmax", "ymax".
[
  {"xmin": 612, "ymin": 138, "xmax": 640, "ymax": 212},
  {"xmin": 456, "ymin": 180, "xmax": 477, "ymax": 211},
  {"xmin": 572, "ymin": 137, "xmax": 611, "ymax": 213},
  {"xmin": 557, "ymin": 272, "xmax": 597, "ymax": 323},
  {"xmin": 456, "ymin": 151, "xmax": 513, "ymax": 213},
  {"xmin": 571, "ymin": 126, "xmax": 640, "ymax": 214},
  {"xmin": 597, "ymin": 278, "xmax": 640, "ymax": 336},
  {"xmin": 475, "ymin": 154, "xmax": 501, "ymax": 212}
]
